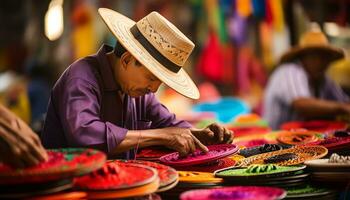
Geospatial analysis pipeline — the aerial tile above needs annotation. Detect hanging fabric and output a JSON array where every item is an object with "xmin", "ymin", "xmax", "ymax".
[
  {"xmin": 71, "ymin": 2, "xmax": 97, "ymax": 59},
  {"xmin": 236, "ymin": 0, "xmax": 253, "ymax": 18},
  {"xmin": 197, "ymin": 32, "xmax": 224, "ymax": 82},
  {"xmin": 269, "ymin": 0, "xmax": 284, "ymax": 31},
  {"xmin": 252, "ymin": 0, "xmax": 265, "ymax": 19}
]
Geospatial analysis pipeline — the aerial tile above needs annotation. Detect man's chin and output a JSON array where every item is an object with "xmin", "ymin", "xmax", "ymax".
[{"xmin": 129, "ymin": 91, "xmax": 145, "ymax": 98}]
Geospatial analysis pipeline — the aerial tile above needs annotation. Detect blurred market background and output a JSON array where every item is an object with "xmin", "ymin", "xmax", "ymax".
[{"xmin": 1, "ymin": 0, "xmax": 350, "ymax": 133}]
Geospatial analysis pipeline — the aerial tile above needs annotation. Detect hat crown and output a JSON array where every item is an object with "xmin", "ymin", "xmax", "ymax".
[
  {"xmin": 135, "ymin": 11, "xmax": 194, "ymax": 67},
  {"xmin": 299, "ymin": 30, "xmax": 329, "ymax": 47}
]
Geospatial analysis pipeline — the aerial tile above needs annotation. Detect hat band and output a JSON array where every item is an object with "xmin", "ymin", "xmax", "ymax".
[{"xmin": 130, "ymin": 25, "xmax": 181, "ymax": 73}]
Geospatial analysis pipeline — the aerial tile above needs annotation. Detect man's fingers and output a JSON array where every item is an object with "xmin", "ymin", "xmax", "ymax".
[
  {"xmin": 178, "ymin": 149, "xmax": 187, "ymax": 157},
  {"xmin": 7, "ymin": 157, "xmax": 25, "ymax": 169},
  {"xmin": 21, "ymin": 148, "xmax": 41, "ymax": 167},
  {"xmin": 10, "ymin": 127, "xmax": 48, "ymax": 163},
  {"xmin": 223, "ymin": 129, "xmax": 233, "ymax": 143},
  {"xmin": 205, "ymin": 129, "xmax": 215, "ymax": 138},
  {"xmin": 7, "ymin": 146, "xmax": 27, "ymax": 168},
  {"xmin": 219, "ymin": 127, "xmax": 225, "ymax": 142},
  {"xmin": 0, "ymin": 118, "xmax": 48, "ymax": 165},
  {"xmin": 209, "ymin": 123, "xmax": 224, "ymax": 143},
  {"xmin": 27, "ymin": 143, "xmax": 48, "ymax": 163},
  {"xmin": 25, "ymin": 135, "xmax": 48, "ymax": 162},
  {"xmin": 190, "ymin": 134, "xmax": 208, "ymax": 153},
  {"xmin": 189, "ymin": 139, "xmax": 196, "ymax": 154}
]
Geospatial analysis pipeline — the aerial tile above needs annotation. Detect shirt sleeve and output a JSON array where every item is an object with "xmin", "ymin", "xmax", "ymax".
[
  {"xmin": 58, "ymin": 78, "xmax": 128, "ymax": 154},
  {"xmin": 279, "ymin": 64, "xmax": 312, "ymax": 104},
  {"xmin": 263, "ymin": 64, "xmax": 312, "ymax": 129},
  {"xmin": 322, "ymin": 77, "xmax": 350, "ymax": 102},
  {"xmin": 145, "ymin": 93, "xmax": 192, "ymax": 129}
]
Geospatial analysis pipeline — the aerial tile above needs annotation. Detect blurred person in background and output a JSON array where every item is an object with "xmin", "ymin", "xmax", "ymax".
[
  {"xmin": 25, "ymin": 61, "xmax": 52, "ymax": 133},
  {"xmin": 42, "ymin": 9, "xmax": 233, "ymax": 159},
  {"xmin": 263, "ymin": 28, "xmax": 350, "ymax": 129}
]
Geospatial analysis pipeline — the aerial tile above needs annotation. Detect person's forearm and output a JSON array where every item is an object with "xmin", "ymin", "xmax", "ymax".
[
  {"xmin": 111, "ymin": 129, "xmax": 168, "ymax": 154},
  {"xmin": 292, "ymin": 98, "xmax": 346, "ymax": 119}
]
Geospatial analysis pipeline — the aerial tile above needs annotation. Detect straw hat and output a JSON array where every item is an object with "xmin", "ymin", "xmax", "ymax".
[
  {"xmin": 98, "ymin": 8, "xmax": 200, "ymax": 99},
  {"xmin": 280, "ymin": 28, "xmax": 345, "ymax": 64}
]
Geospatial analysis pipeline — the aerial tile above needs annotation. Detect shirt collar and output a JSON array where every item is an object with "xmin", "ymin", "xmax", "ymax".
[{"xmin": 95, "ymin": 44, "xmax": 121, "ymax": 91}]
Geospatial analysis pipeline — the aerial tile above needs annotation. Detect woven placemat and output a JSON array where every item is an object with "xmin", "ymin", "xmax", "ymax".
[
  {"xmin": 240, "ymin": 146, "xmax": 328, "ymax": 166},
  {"xmin": 175, "ymin": 157, "xmax": 236, "ymax": 173},
  {"xmin": 277, "ymin": 131, "xmax": 319, "ymax": 145},
  {"xmin": 215, "ymin": 164, "xmax": 306, "ymax": 179},
  {"xmin": 160, "ymin": 144, "xmax": 238, "ymax": 167}
]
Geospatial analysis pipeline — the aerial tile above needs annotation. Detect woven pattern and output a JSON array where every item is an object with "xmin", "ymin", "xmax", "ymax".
[
  {"xmin": 159, "ymin": 144, "xmax": 238, "ymax": 167},
  {"xmin": 240, "ymin": 146, "xmax": 327, "ymax": 166},
  {"xmin": 175, "ymin": 157, "xmax": 236, "ymax": 173},
  {"xmin": 137, "ymin": 17, "xmax": 189, "ymax": 66},
  {"xmin": 136, "ymin": 147, "xmax": 175, "ymax": 161},
  {"xmin": 239, "ymin": 144, "xmax": 282, "ymax": 157},
  {"xmin": 277, "ymin": 131, "xmax": 318, "ymax": 145},
  {"xmin": 215, "ymin": 164, "xmax": 305, "ymax": 177},
  {"xmin": 308, "ymin": 136, "xmax": 350, "ymax": 149}
]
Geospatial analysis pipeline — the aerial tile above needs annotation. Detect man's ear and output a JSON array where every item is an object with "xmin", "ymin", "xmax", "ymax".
[{"xmin": 120, "ymin": 52, "xmax": 132, "ymax": 69}]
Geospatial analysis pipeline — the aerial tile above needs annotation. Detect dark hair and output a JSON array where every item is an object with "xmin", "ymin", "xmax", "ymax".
[
  {"xmin": 113, "ymin": 41, "xmax": 127, "ymax": 57},
  {"xmin": 114, "ymin": 41, "xmax": 142, "ymax": 66}
]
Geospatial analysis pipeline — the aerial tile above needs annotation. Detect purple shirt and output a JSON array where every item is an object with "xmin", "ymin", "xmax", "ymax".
[
  {"xmin": 42, "ymin": 45, "xmax": 191, "ymax": 157},
  {"xmin": 263, "ymin": 63, "xmax": 349, "ymax": 129}
]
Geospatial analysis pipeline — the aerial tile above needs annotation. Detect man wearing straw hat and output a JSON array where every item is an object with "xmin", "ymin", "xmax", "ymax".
[
  {"xmin": 263, "ymin": 26, "xmax": 350, "ymax": 130},
  {"xmin": 42, "ymin": 8, "xmax": 233, "ymax": 158}
]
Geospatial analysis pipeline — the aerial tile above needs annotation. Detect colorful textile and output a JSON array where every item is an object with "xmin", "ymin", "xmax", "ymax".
[{"xmin": 160, "ymin": 144, "xmax": 238, "ymax": 167}]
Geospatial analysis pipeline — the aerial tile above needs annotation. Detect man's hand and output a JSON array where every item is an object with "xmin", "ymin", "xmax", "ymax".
[
  {"xmin": 0, "ymin": 105, "xmax": 48, "ymax": 168},
  {"xmin": 191, "ymin": 123, "xmax": 233, "ymax": 145},
  {"xmin": 161, "ymin": 127, "xmax": 208, "ymax": 157}
]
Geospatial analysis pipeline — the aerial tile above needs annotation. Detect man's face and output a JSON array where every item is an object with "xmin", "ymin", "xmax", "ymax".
[
  {"xmin": 120, "ymin": 54, "xmax": 162, "ymax": 97},
  {"xmin": 301, "ymin": 51, "xmax": 331, "ymax": 83}
]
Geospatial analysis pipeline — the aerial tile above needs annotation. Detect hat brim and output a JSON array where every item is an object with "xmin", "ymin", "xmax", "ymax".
[
  {"xmin": 280, "ymin": 45, "xmax": 345, "ymax": 64},
  {"xmin": 98, "ymin": 8, "xmax": 200, "ymax": 99}
]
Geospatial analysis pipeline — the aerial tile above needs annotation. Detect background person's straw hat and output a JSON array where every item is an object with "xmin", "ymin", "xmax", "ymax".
[
  {"xmin": 98, "ymin": 8, "xmax": 200, "ymax": 99},
  {"xmin": 280, "ymin": 27, "xmax": 345, "ymax": 64}
]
